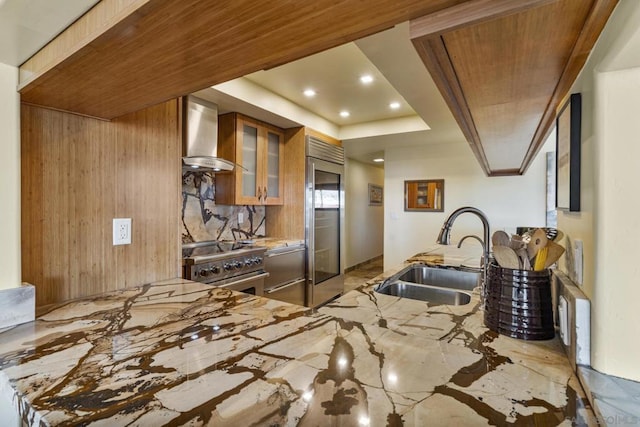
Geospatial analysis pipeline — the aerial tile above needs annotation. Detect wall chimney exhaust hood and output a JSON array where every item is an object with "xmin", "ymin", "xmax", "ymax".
[{"xmin": 182, "ymin": 95, "xmax": 235, "ymax": 172}]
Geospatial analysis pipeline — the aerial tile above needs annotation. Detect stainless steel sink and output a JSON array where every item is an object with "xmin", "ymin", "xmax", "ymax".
[
  {"xmin": 394, "ymin": 265, "xmax": 479, "ymax": 291},
  {"xmin": 376, "ymin": 281, "xmax": 472, "ymax": 305},
  {"xmin": 374, "ymin": 265, "xmax": 479, "ymax": 305}
]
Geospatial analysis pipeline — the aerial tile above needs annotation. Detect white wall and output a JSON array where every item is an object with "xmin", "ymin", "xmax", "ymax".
[
  {"xmin": 588, "ymin": 68, "xmax": 640, "ymax": 381},
  {"xmin": 384, "ymin": 139, "xmax": 551, "ymax": 270},
  {"xmin": 0, "ymin": 62, "xmax": 20, "ymax": 290},
  {"xmin": 345, "ymin": 159, "xmax": 384, "ymax": 268},
  {"xmin": 558, "ymin": 0, "xmax": 640, "ymax": 382}
]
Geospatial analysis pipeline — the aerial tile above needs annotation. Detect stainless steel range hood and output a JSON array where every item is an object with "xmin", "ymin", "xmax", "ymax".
[{"xmin": 182, "ymin": 95, "xmax": 235, "ymax": 172}]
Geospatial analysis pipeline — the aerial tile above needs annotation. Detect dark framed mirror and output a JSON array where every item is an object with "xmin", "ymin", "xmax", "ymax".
[{"xmin": 404, "ymin": 179, "xmax": 444, "ymax": 212}]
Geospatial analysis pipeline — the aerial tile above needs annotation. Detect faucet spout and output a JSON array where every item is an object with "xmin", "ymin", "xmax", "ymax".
[
  {"xmin": 436, "ymin": 207, "xmax": 491, "ymax": 301},
  {"xmin": 457, "ymin": 234, "xmax": 484, "ymax": 248},
  {"xmin": 436, "ymin": 206, "xmax": 490, "ymax": 253}
]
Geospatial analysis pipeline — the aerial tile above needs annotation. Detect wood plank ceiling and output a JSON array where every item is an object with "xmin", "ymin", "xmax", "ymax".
[
  {"xmin": 19, "ymin": 0, "xmax": 617, "ymax": 176},
  {"xmin": 18, "ymin": 0, "xmax": 470, "ymax": 120},
  {"xmin": 410, "ymin": 0, "xmax": 617, "ymax": 176}
]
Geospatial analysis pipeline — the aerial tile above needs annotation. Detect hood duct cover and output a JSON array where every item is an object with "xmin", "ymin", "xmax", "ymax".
[{"xmin": 182, "ymin": 95, "xmax": 235, "ymax": 171}]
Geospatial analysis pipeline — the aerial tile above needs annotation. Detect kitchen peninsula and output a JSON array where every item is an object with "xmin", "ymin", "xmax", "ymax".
[{"xmin": 0, "ymin": 247, "xmax": 593, "ymax": 426}]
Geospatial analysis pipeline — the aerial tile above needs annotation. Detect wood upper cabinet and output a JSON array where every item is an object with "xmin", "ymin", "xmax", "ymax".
[{"xmin": 216, "ymin": 113, "xmax": 284, "ymax": 206}]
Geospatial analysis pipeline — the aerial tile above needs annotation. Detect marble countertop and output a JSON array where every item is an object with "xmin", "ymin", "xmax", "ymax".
[
  {"xmin": 406, "ymin": 243, "xmax": 484, "ymax": 269},
  {"xmin": 0, "ymin": 246, "xmax": 595, "ymax": 426}
]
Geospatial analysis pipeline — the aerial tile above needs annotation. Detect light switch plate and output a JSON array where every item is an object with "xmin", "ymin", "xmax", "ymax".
[
  {"xmin": 238, "ymin": 212, "xmax": 244, "ymax": 224},
  {"xmin": 113, "ymin": 218, "xmax": 132, "ymax": 245}
]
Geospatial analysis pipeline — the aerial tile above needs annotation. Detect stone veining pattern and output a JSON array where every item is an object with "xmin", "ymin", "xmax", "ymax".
[
  {"xmin": 0, "ymin": 247, "xmax": 595, "ymax": 425},
  {"xmin": 182, "ymin": 170, "xmax": 265, "ymax": 243}
]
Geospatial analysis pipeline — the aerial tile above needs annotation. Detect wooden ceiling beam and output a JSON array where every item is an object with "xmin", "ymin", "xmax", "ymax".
[
  {"xmin": 410, "ymin": 0, "xmax": 617, "ymax": 176},
  {"xmin": 19, "ymin": 0, "xmax": 471, "ymax": 120}
]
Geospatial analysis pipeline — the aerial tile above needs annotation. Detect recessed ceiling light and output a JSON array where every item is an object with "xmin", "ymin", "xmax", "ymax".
[
  {"xmin": 303, "ymin": 88, "xmax": 316, "ymax": 97},
  {"xmin": 360, "ymin": 74, "xmax": 374, "ymax": 84},
  {"xmin": 339, "ymin": 110, "xmax": 350, "ymax": 118},
  {"xmin": 373, "ymin": 158, "xmax": 384, "ymax": 163},
  {"xmin": 389, "ymin": 102, "xmax": 401, "ymax": 110}
]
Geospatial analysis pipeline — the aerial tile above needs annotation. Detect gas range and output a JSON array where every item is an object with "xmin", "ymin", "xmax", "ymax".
[{"xmin": 182, "ymin": 241, "xmax": 267, "ymax": 285}]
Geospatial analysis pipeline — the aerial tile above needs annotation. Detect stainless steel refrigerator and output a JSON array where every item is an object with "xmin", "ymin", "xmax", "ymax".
[{"xmin": 305, "ymin": 136, "xmax": 345, "ymax": 307}]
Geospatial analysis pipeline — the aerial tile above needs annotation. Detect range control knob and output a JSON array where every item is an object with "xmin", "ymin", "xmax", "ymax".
[
  {"xmin": 254, "ymin": 257, "xmax": 263, "ymax": 265},
  {"xmin": 244, "ymin": 259, "xmax": 253, "ymax": 267},
  {"xmin": 199, "ymin": 269, "xmax": 209, "ymax": 278},
  {"xmin": 233, "ymin": 261, "xmax": 243, "ymax": 269},
  {"xmin": 223, "ymin": 263, "xmax": 233, "ymax": 271},
  {"xmin": 210, "ymin": 266, "xmax": 220, "ymax": 274}
]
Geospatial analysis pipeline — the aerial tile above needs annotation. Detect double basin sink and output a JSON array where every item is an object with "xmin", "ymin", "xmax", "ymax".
[{"xmin": 374, "ymin": 264, "xmax": 480, "ymax": 306}]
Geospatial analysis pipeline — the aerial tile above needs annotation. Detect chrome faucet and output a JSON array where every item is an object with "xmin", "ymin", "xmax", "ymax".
[
  {"xmin": 457, "ymin": 234, "xmax": 484, "ymax": 248},
  {"xmin": 436, "ymin": 207, "xmax": 490, "ymax": 299}
]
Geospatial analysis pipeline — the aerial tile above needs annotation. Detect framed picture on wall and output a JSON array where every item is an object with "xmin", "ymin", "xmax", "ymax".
[
  {"xmin": 368, "ymin": 184, "xmax": 383, "ymax": 206},
  {"xmin": 556, "ymin": 93, "xmax": 581, "ymax": 212},
  {"xmin": 404, "ymin": 179, "xmax": 444, "ymax": 212}
]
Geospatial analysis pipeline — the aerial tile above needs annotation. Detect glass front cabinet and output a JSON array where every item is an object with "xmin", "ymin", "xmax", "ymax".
[{"xmin": 216, "ymin": 113, "xmax": 284, "ymax": 205}]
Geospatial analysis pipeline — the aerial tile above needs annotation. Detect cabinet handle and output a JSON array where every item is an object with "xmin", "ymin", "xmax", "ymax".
[
  {"xmin": 264, "ymin": 186, "xmax": 268, "ymax": 202},
  {"xmin": 266, "ymin": 247, "xmax": 304, "ymax": 257},
  {"xmin": 265, "ymin": 278, "xmax": 305, "ymax": 294},
  {"xmin": 257, "ymin": 187, "xmax": 262, "ymax": 202}
]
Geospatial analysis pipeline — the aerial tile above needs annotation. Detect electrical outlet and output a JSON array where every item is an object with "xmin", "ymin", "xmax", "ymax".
[
  {"xmin": 113, "ymin": 218, "xmax": 132, "ymax": 245},
  {"xmin": 238, "ymin": 212, "xmax": 244, "ymax": 224}
]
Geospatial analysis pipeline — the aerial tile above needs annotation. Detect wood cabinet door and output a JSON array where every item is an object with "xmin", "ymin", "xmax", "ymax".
[
  {"xmin": 234, "ymin": 117, "xmax": 261, "ymax": 205},
  {"xmin": 262, "ymin": 128, "xmax": 284, "ymax": 205},
  {"xmin": 216, "ymin": 113, "xmax": 285, "ymax": 206}
]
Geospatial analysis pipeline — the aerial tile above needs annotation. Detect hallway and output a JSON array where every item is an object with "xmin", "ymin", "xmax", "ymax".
[{"xmin": 344, "ymin": 257, "xmax": 384, "ymax": 293}]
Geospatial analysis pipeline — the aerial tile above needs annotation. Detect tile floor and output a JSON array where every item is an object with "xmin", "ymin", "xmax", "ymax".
[{"xmin": 344, "ymin": 257, "xmax": 384, "ymax": 293}]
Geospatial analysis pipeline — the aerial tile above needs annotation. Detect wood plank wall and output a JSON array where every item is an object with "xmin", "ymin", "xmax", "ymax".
[
  {"xmin": 21, "ymin": 100, "xmax": 182, "ymax": 308},
  {"xmin": 266, "ymin": 127, "xmax": 306, "ymax": 240}
]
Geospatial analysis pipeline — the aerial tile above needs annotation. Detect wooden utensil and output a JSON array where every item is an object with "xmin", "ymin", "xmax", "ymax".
[
  {"xmin": 552, "ymin": 230, "xmax": 565, "ymax": 243},
  {"xmin": 492, "ymin": 230, "xmax": 511, "ymax": 247},
  {"xmin": 509, "ymin": 234, "xmax": 526, "ymax": 251},
  {"xmin": 527, "ymin": 228, "xmax": 548, "ymax": 260},
  {"xmin": 493, "ymin": 245, "xmax": 521, "ymax": 269},
  {"xmin": 544, "ymin": 240, "xmax": 566, "ymax": 268},
  {"xmin": 533, "ymin": 246, "xmax": 548, "ymax": 271},
  {"xmin": 516, "ymin": 247, "xmax": 531, "ymax": 270}
]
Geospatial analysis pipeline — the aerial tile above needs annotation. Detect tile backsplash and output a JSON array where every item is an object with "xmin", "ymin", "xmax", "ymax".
[{"xmin": 182, "ymin": 171, "xmax": 265, "ymax": 243}]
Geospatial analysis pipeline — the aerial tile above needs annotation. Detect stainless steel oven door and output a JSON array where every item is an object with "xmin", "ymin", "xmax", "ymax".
[{"xmin": 208, "ymin": 271, "xmax": 268, "ymax": 296}]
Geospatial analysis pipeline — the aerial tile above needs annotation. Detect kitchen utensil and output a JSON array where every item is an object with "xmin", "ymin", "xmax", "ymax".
[
  {"xmin": 533, "ymin": 246, "xmax": 548, "ymax": 271},
  {"xmin": 516, "ymin": 247, "xmax": 531, "ymax": 270},
  {"xmin": 544, "ymin": 228, "xmax": 558, "ymax": 241},
  {"xmin": 492, "ymin": 230, "xmax": 511, "ymax": 247},
  {"xmin": 493, "ymin": 245, "xmax": 521, "ymax": 269},
  {"xmin": 544, "ymin": 240, "xmax": 566, "ymax": 268},
  {"xmin": 552, "ymin": 230, "xmax": 565, "ymax": 243},
  {"xmin": 509, "ymin": 234, "xmax": 526, "ymax": 251},
  {"xmin": 527, "ymin": 228, "xmax": 548, "ymax": 260},
  {"xmin": 517, "ymin": 227, "xmax": 558, "ymax": 242}
]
